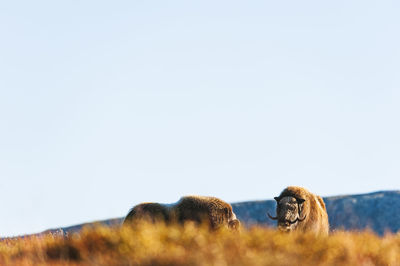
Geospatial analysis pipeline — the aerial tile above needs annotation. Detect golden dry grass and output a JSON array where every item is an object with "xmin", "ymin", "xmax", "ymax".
[{"xmin": 1, "ymin": 222, "xmax": 399, "ymax": 266}]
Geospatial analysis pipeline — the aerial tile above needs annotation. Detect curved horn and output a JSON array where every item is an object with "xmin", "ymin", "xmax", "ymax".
[
  {"xmin": 287, "ymin": 214, "xmax": 307, "ymax": 224},
  {"xmin": 297, "ymin": 214, "xmax": 307, "ymax": 222},
  {"xmin": 295, "ymin": 200, "xmax": 306, "ymax": 223},
  {"xmin": 296, "ymin": 198, "xmax": 305, "ymax": 204},
  {"xmin": 267, "ymin": 212, "xmax": 278, "ymax": 220}
]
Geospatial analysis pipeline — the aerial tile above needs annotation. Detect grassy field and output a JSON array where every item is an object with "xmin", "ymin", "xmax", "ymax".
[{"xmin": 1, "ymin": 222, "xmax": 399, "ymax": 266}]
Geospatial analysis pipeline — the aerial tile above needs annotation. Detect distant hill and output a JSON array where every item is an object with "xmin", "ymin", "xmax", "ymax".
[{"xmin": 43, "ymin": 190, "xmax": 400, "ymax": 236}]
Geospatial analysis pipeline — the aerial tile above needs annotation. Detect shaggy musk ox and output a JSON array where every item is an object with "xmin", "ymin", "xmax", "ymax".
[
  {"xmin": 268, "ymin": 186, "xmax": 329, "ymax": 235},
  {"xmin": 123, "ymin": 196, "xmax": 240, "ymax": 230}
]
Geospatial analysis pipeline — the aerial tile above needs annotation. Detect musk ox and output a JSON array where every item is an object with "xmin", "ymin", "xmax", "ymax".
[
  {"xmin": 268, "ymin": 186, "xmax": 329, "ymax": 235},
  {"xmin": 123, "ymin": 195, "xmax": 240, "ymax": 230}
]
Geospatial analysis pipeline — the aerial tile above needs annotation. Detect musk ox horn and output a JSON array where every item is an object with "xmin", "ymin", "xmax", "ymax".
[
  {"xmin": 297, "ymin": 214, "xmax": 307, "ymax": 222},
  {"xmin": 295, "ymin": 200, "xmax": 306, "ymax": 222},
  {"xmin": 287, "ymin": 214, "xmax": 307, "ymax": 224},
  {"xmin": 296, "ymin": 198, "xmax": 305, "ymax": 204},
  {"xmin": 267, "ymin": 212, "xmax": 278, "ymax": 220}
]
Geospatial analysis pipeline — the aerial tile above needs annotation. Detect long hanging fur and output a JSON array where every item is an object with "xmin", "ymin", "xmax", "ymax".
[
  {"xmin": 273, "ymin": 186, "xmax": 329, "ymax": 235},
  {"xmin": 123, "ymin": 195, "xmax": 240, "ymax": 230}
]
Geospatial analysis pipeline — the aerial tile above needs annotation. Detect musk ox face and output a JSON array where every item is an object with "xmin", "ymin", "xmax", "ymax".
[{"xmin": 268, "ymin": 196, "xmax": 306, "ymax": 232}]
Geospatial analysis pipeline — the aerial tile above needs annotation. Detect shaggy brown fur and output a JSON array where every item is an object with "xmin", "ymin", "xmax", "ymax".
[
  {"xmin": 123, "ymin": 196, "xmax": 240, "ymax": 230},
  {"xmin": 268, "ymin": 186, "xmax": 329, "ymax": 235}
]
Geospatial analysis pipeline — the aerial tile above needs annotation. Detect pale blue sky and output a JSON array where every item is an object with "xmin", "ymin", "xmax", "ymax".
[{"xmin": 1, "ymin": 0, "xmax": 399, "ymax": 236}]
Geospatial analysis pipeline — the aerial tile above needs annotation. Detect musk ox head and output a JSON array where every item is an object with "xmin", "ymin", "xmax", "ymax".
[{"xmin": 268, "ymin": 196, "xmax": 306, "ymax": 232}]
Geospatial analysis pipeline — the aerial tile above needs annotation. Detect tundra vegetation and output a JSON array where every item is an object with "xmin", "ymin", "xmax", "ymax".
[{"xmin": 1, "ymin": 222, "xmax": 399, "ymax": 265}]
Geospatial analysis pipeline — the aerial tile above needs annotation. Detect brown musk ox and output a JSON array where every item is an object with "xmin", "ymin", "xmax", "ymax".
[
  {"xmin": 123, "ymin": 195, "xmax": 240, "ymax": 230},
  {"xmin": 268, "ymin": 186, "xmax": 329, "ymax": 235}
]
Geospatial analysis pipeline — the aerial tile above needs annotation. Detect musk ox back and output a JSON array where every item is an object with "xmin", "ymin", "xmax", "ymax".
[
  {"xmin": 123, "ymin": 203, "xmax": 171, "ymax": 224},
  {"xmin": 123, "ymin": 195, "xmax": 240, "ymax": 230},
  {"xmin": 268, "ymin": 186, "xmax": 329, "ymax": 235}
]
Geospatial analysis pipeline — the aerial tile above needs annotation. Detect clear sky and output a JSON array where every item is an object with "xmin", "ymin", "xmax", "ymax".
[{"xmin": 1, "ymin": 0, "xmax": 399, "ymax": 236}]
